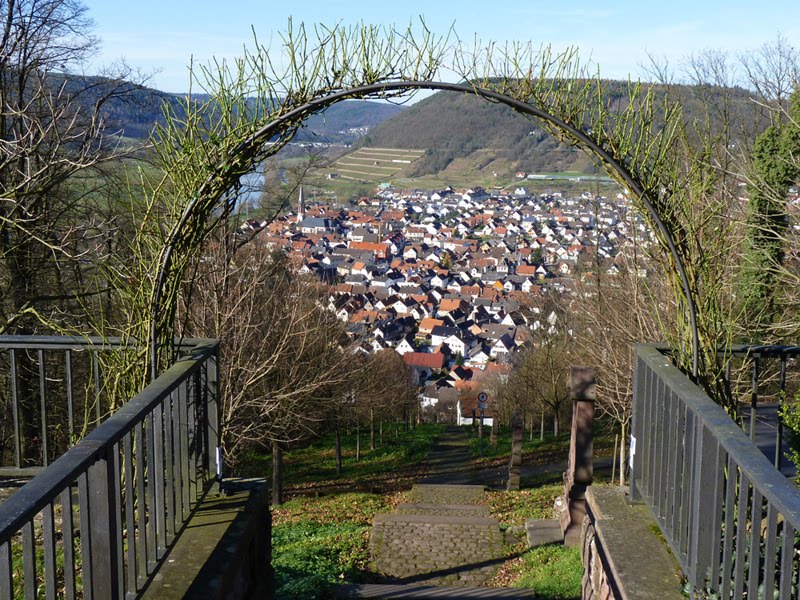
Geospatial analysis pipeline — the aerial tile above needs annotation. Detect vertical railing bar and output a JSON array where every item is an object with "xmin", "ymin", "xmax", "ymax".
[
  {"xmin": 779, "ymin": 523, "xmax": 794, "ymax": 599},
  {"xmin": 639, "ymin": 364, "xmax": 652, "ymax": 500},
  {"xmin": 654, "ymin": 377, "xmax": 666, "ymax": 522},
  {"xmin": 629, "ymin": 355, "xmax": 644, "ymax": 502},
  {"xmin": 123, "ymin": 433, "xmax": 136, "ymax": 597},
  {"xmin": 145, "ymin": 411, "xmax": 157, "ymax": 569},
  {"xmin": 61, "ymin": 486, "xmax": 76, "ymax": 600},
  {"xmin": 669, "ymin": 392, "xmax": 684, "ymax": 540},
  {"xmin": 707, "ymin": 441, "xmax": 725, "ymax": 593},
  {"xmin": 78, "ymin": 471, "xmax": 94, "ymax": 600},
  {"xmin": 641, "ymin": 365, "xmax": 653, "ymax": 501},
  {"xmin": 732, "ymin": 472, "xmax": 749, "ymax": 598},
  {"xmin": 720, "ymin": 458, "xmax": 737, "ymax": 600},
  {"xmin": 747, "ymin": 489, "xmax": 763, "ymax": 599},
  {"xmin": 43, "ymin": 502, "xmax": 57, "ymax": 600},
  {"xmin": 679, "ymin": 408, "xmax": 696, "ymax": 561},
  {"xmin": 688, "ymin": 424, "xmax": 713, "ymax": 590},
  {"xmin": 153, "ymin": 401, "xmax": 166, "ymax": 558},
  {"xmin": 0, "ymin": 541, "xmax": 12, "ymax": 600},
  {"xmin": 189, "ymin": 369, "xmax": 199, "ymax": 503},
  {"xmin": 652, "ymin": 368, "xmax": 662, "ymax": 508},
  {"xmin": 164, "ymin": 394, "xmax": 175, "ymax": 544},
  {"xmin": 750, "ymin": 356, "xmax": 759, "ymax": 441},
  {"xmin": 763, "ymin": 502, "xmax": 778, "ymax": 598},
  {"xmin": 113, "ymin": 444, "xmax": 124, "ymax": 600},
  {"xmin": 66, "ymin": 349, "xmax": 74, "ymax": 445},
  {"xmin": 663, "ymin": 390, "xmax": 676, "ymax": 538},
  {"xmin": 179, "ymin": 379, "xmax": 190, "ymax": 520},
  {"xmin": 22, "ymin": 520, "xmax": 36, "ymax": 600},
  {"xmin": 38, "ymin": 349, "xmax": 48, "ymax": 467},
  {"xmin": 10, "ymin": 349, "xmax": 21, "ymax": 468},
  {"xmin": 207, "ymin": 350, "xmax": 220, "ymax": 484},
  {"xmin": 777, "ymin": 356, "xmax": 787, "ymax": 470},
  {"xmin": 134, "ymin": 421, "xmax": 147, "ymax": 585},
  {"xmin": 171, "ymin": 385, "xmax": 183, "ymax": 527},
  {"xmin": 93, "ymin": 351, "xmax": 101, "ymax": 425}
]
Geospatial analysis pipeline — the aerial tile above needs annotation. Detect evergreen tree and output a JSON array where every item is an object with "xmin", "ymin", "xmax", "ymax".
[{"xmin": 738, "ymin": 90, "xmax": 800, "ymax": 340}]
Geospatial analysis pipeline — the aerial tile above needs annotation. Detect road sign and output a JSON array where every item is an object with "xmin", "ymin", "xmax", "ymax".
[{"xmin": 477, "ymin": 391, "xmax": 488, "ymax": 410}]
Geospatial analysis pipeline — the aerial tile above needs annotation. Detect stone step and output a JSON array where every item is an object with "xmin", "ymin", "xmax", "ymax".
[
  {"xmin": 335, "ymin": 583, "xmax": 537, "ymax": 598},
  {"xmin": 395, "ymin": 503, "xmax": 491, "ymax": 518},
  {"xmin": 409, "ymin": 484, "xmax": 486, "ymax": 505},
  {"xmin": 373, "ymin": 513, "xmax": 498, "ymax": 527}
]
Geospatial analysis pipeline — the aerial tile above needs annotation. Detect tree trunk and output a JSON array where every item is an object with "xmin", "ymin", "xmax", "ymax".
[
  {"xmin": 539, "ymin": 412, "xmax": 545, "ymax": 440},
  {"xmin": 335, "ymin": 423, "xmax": 342, "ymax": 475},
  {"xmin": 553, "ymin": 412, "xmax": 559, "ymax": 437},
  {"xmin": 379, "ymin": 419, "xmax": 383, "ymax": 446},
  {"xmin": 17, "ymin": 350, "xmax": 41, "ymax": 467},
  {"xmin": 619, "ymin": 421, "xmax": 627, "ymax": 486},
  {"xmin": 271, "ymin": 441, "xmax": 284, "ymax": 506},
  {"xmin": 490, "ymin": 418, "xmax": 497, "ymax": 446},
  {"xmin": 356, "ymin": 422, "xmax": 361, "ymax": 462},
  {"xmin": 370, "ymin": 409, "xmax": 375, "ymax": 451},
  {"xmin": 529, "ymin": 412, "xmax": 534, "ymax": 442}
]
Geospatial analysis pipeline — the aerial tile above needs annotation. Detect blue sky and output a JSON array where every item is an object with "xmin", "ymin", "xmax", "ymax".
[{"xmin": 81, "ymin": 0, "xmax": 799, "ymax": 93}]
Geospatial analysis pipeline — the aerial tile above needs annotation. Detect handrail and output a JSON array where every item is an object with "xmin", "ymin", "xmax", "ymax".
[
  {"xmin": 0, "ymin": 339, "xmax": 219, "ymax": 541},
  {"xmin": 0, "ymin": 336, "xmax": 220, "ymax": 598},
  {"xmin": 0, "ymin": 335, "xmax": 214, "ymax": 473},
  {"xmin": 631, "ymin": 344, "xmax": 800, "ymax": 599},
  {"xmin": 637, "ymin": 345, "xmax": 800, "ymax": 520}
]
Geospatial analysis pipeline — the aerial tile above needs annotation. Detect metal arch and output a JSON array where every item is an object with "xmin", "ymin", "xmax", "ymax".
[{"xmin": 154, "ymin": 79, "xmax": 700, "ymax": 378}]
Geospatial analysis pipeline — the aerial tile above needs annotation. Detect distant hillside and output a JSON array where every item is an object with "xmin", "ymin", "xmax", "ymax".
[
  {"xmin": 356, "ymin": 81, "xmax": 764, "ymax": 177},
  {"xmin": 53, "ymin": 75, "xmax": 405, "ymax": 143}
]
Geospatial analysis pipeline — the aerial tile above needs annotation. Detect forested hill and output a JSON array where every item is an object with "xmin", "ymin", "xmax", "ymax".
[
  {"xmin": 59, "ymin": 75, "xmax": 406, "ymax": 143},
  {"xmin": 356, "ymin": 80, "xmax": 763, "ymax": 176}
]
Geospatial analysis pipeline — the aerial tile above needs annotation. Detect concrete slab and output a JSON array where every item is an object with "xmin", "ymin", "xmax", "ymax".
[
  {"xmin": 586, "ymin": 486, "xmax": 683, "ymax": 599},
  {"xmin": 142, "ymin": 479, "xmax": 269, "ymax": 600}
]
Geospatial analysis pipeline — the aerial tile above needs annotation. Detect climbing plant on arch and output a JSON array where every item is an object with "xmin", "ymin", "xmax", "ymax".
[{"xmin": 105, "ymin": 22, "xmax": 735, "ymax": 411}]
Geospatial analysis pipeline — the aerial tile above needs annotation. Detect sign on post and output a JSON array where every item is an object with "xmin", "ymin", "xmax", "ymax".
[{"xmin": 477, "ymin": 391, "xmax": 488, "ymax": 410}]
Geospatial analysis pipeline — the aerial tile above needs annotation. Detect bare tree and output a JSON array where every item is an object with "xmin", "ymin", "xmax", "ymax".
[
  {"xmin": 349, "ymin": 349, "xmax": 416, "ymax": 453},
  {"xmin": 575, "ymin": 251, "xmax": 669, "ymax": 484},
  {"xmin": 0, "ymin": 0, "xmax": 148, "ymax": 462},
  {"xmin": 181, "ymin": 236, "xmax": 353, "ymax": 502}
]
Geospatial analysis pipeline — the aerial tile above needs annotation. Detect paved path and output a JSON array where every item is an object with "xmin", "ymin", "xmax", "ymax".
[{"xmin": 360, "ymin": 427, "xmax": 536, "ymax": 598}]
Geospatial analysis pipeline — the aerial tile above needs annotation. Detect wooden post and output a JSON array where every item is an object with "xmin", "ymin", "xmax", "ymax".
[
  {"xmin": 271, "ymin": 442, "xmax": 284, "ymax": 506},
  {"xmin": 560, "ymin": 366, "xmax": 595, "ymax": 545},
  {"xmin": 507, "ymin": 410, "xmax": 523, "ymax": 490}
]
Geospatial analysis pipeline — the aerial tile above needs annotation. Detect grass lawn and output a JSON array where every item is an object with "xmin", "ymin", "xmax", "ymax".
[
  {"xmin": 260, "ymin": 422, "xmax": 604, "ymax": 599},
  {"xmin": 261, "ymin": 424, "xmax": 441, "ymax": 599},
  {"xmin": 238, "ymin": 423, "xmax": 444, "ymax": 495},
  {"xmin": 486, "ymin": 484, "xmax": 583, "ymax": 599},
  {"xmin": 271, "ymin": 491, "xmax": 408, "ymax": 599}
]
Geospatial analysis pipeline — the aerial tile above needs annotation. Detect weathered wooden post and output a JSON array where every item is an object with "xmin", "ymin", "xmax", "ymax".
[
  {"xmin": 507, "ymin": 409, "xmax": 523, "ymax": 491},
  {"xmin": 559, "ymin": 366, "xmax": 595, "ymax": 546}
]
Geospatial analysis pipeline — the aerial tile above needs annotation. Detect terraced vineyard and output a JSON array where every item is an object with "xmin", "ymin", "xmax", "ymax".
[{"xmin": 331, "ymin": 147, "xmax": 425, "ymax": 181}]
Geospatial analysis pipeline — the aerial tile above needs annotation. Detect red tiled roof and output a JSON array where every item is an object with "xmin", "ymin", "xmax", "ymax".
[{"xmin": 403, "ymin": 352, "xmax": 446, "ymax": 369}]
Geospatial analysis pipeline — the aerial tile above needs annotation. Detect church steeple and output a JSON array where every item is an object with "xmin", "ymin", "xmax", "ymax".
[{"xmin": 296, "ymin": 185, "xmax": 306, "ymax": 223}]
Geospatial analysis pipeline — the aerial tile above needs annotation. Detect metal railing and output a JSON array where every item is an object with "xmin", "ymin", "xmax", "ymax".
[
  {"xmin": 0, "ymin": 337, "xmax": 220, "ymax": 599},
  {"xmin": 726, "ymin": 344, "xmax": 800, "ymax": 472},
  {"xmin": 631, "ymin": 344, "xmax": 800, "ymax": 599},
  {"xmin": 0, "ymin": 336, "xmax": 212, "ymax": 475}
]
